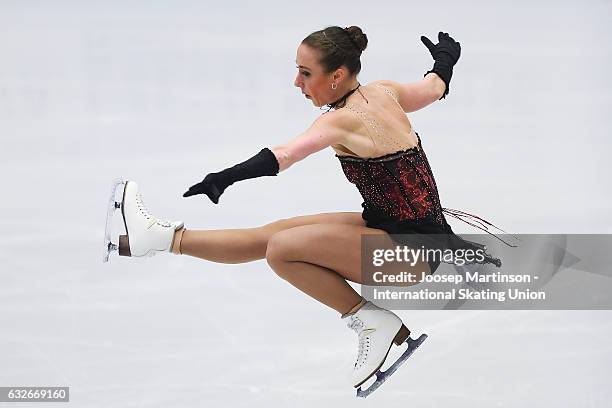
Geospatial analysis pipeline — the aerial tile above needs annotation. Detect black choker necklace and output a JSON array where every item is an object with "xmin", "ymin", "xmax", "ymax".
[{"xmin": 325, "ymin": 83, "xmax": 363, "ymax": 111}]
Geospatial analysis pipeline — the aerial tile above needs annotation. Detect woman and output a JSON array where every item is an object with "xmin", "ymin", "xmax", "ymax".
[{"xmin": 104, "ymin": 26, "xmax": 501, "ymax": 396}]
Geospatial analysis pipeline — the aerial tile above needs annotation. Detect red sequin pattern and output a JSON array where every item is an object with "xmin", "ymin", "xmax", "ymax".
[{"xmin": 337, "ymin": 135, "xmax": 444, "ymax": 225}]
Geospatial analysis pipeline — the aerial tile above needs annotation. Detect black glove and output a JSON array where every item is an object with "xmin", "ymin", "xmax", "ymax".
[
  {"xmin": 421, "ymin": 32, "xmax": 461, "ymax": 99},
  {"xmin": 183, "ymin": 148, "xmax": 279, "ymax": 204}
]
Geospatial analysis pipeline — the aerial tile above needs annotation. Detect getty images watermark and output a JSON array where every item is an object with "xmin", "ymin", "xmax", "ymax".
[{"xmin": 360, "ymin": 234, "xmax": 612, "ymax": 310}]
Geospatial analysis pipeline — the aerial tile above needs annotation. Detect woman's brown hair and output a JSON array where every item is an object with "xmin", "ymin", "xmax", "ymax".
[{"xmin": 301, "ymin": 26, "xmax": 368, "ymax": 75}]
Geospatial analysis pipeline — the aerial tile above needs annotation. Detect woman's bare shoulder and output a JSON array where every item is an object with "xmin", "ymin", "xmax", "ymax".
[
  {"xmin": 312, "ymin": 108, "xmax": 360, "ymax": 134},
  {"xmin": 367, "ymin": 80, "xmax": 401, "ymax": 98},
  {"xmin": 367, "ymin": 79, "xmax": 401, "ymax": 88}
]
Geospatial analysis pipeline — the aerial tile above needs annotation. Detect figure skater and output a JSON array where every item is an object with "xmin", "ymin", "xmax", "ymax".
[{"xmin": 103, "ymin": 26, "xmax": 502, "ymax": 397}]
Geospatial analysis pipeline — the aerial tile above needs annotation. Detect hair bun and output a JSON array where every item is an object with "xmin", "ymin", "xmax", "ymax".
[{"xmin": 345, "ymin": 26, "xmax": 368, "ymax": 52}]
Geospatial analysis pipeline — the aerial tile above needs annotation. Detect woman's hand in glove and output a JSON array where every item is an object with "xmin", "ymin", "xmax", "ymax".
[
  {"xmin": 420, "ymin": 32, "xmax": 461, "ymax": 66},
  {"xmin": 182, "ymin": 147, "xmax": 279, "ymax": 204},
  {"xmin": 420, "ymin": 32, "xmax": 461, "ymax": 99},
  {"xmin": 183, "ymin": 172, "xmax": 230, "ymax": 204}
]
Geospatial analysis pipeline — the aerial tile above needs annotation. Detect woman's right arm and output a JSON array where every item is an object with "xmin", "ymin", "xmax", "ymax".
[
  {"xmin": 182, "ymin": 113, "xmax": 346, "ymax": 203},
  {"xmin": 373, "ymin": 75, "xmax": 446, "ymax": 113}
]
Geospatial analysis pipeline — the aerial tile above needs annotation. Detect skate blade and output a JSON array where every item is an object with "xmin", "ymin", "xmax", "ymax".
[
  {"xmin": 356, "ymin": 333, "xmax": 428, "ymax": 398},
  {"xmin": 102, "ymin": 178, "xmax": 125, "ymax": 263}
]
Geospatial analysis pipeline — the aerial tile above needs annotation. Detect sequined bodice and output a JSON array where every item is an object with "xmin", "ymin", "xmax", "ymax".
[{"xmin": 336, "ymin": 132, "xmax": 445, "ymax": 225}]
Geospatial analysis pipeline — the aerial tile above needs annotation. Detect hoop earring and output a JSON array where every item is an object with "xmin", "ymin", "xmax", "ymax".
[{"xmin": 331, "ymin": 83, "xmax": 337, "ymax": 90}]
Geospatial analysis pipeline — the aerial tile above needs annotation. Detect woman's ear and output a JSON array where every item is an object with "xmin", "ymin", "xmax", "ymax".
[{"xmin": 333, "ymin": 67, "xmax": 347, "ymax": 84}]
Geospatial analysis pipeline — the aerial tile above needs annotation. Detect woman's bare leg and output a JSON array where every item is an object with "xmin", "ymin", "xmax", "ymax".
[
  {"xmin": 171, "ymin": 212, "xmax": 365, "ymax": 263},
  {"xmin": 266, "ymin": 223, "xmax": 431, "ymax": 314}
]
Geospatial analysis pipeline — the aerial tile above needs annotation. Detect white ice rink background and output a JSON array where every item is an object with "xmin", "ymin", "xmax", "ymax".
[{"xmin": 1, "ymin": 1, "xmax": 611, "ymax": 407}]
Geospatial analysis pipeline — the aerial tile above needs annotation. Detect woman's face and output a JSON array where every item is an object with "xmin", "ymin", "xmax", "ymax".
[{"xmin": 294, "ymin": 43, "xmax": 336, "ymax": 107}]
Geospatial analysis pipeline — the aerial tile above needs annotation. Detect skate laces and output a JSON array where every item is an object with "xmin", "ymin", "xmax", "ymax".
[
  {"xmin": 347, "ymin": 316, "xmax": 371, "ymax": 369},
  {"xmin": 135, "ymin": 193, "xmax": 171, "ymax": 228}
]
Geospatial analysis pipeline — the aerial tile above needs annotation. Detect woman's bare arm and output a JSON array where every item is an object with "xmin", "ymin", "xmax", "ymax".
[
  {"xmin": 373, "ymin": 74, "xmax": 446, "ymax": 113},
  {"xmin": 271, "ymin": 112, "xmax": 348, "ymax": 171},
  {"xmin": 183, "ymin": 112, "xmax": 348, "ymax": 203}
]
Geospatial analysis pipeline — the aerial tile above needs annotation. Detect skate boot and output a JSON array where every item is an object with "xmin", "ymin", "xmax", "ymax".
[
  {"xmin": 343, "ymin": 301, "xmax": 428, "ymax": 398},
  {"xmin": 103, "ymin": 179, "xmax": 183, "ymax": 261}
]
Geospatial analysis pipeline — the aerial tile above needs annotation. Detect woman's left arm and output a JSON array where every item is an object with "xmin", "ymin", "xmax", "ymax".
[{"xmin": 183, "ymin": 114, "xmax": 344, "ymax": 203}]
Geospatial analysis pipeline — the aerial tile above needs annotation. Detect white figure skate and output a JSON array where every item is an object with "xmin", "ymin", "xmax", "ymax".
[
  {"xmin": 343, "ymin": 301, "xmax": 428, "ymax": 398},
  {"xmin": 103, "ymin": 179, "xmax": 184, "ymax": 262}
]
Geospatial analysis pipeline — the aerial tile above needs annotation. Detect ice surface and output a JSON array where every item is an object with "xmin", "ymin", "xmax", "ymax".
[{"xmin": 1, "ymin": 1, "xmax": 611, "ymax": 407}]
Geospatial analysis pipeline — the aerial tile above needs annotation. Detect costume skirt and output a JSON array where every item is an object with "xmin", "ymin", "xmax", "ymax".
[{"xmin": 361, "ymin": 206, "xmax": 502, "ymax": 274}]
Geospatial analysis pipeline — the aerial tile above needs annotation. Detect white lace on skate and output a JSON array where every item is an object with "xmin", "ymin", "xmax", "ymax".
[
  {"xmin": 135, "ymin": 192, "xmax": 172, "ymax": 228},
  {"xmin": 347, "ymin": 316, "xmax": 371, "ymax": 370}
]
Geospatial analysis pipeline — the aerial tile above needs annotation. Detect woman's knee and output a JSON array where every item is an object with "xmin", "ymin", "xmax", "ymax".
[{"xmin": 265, "ymin": 231, "xmax": 295, "ymax": 278}]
